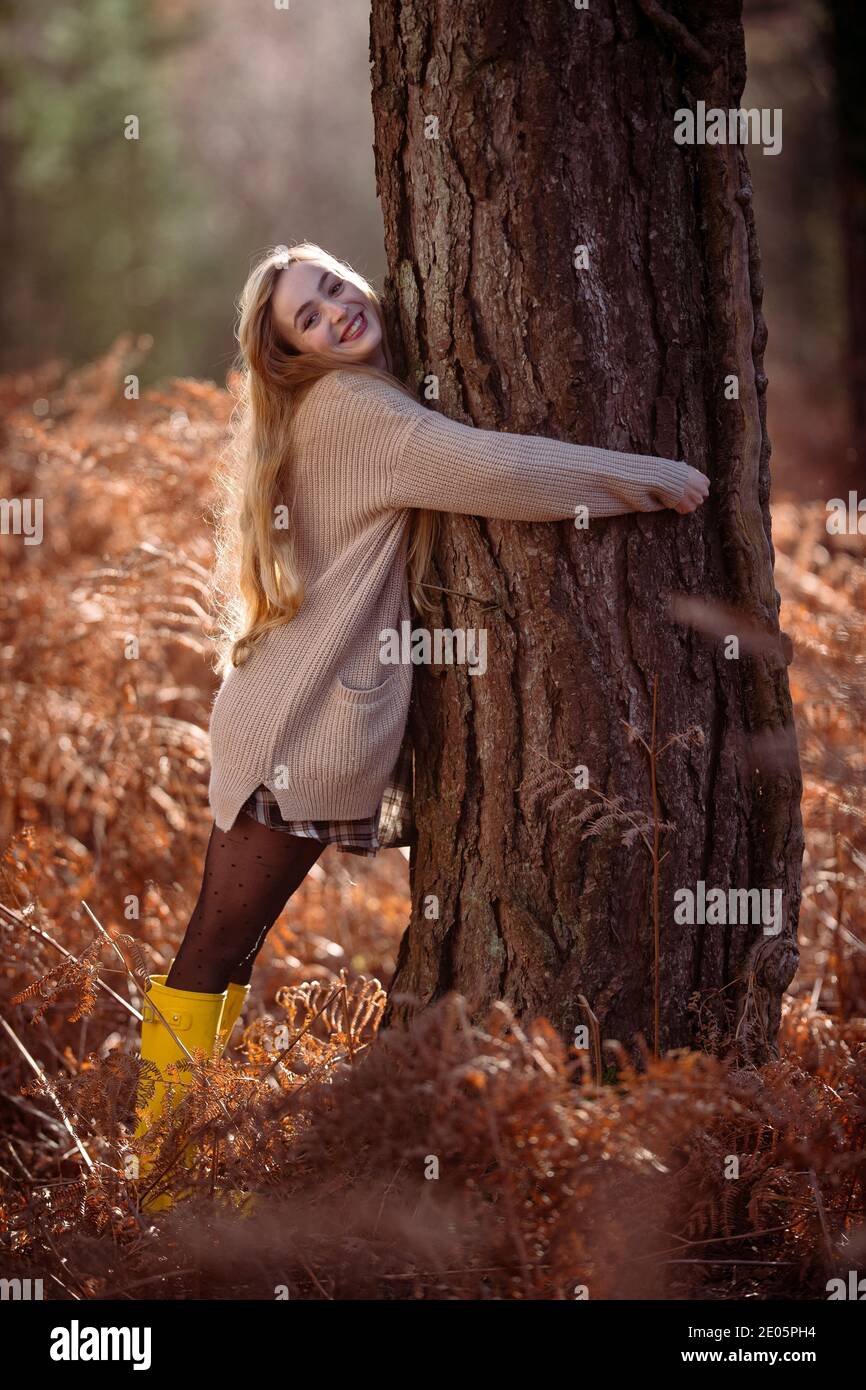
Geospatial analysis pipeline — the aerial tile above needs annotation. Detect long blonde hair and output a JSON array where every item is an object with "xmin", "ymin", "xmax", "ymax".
[{"xmin": 210, "ymin": 241, "xmax": 439, "ymax": 675}]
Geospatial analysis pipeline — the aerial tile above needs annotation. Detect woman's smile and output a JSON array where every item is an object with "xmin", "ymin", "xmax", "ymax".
[{"xmin": 340, "ymin": 309, "xmax": 367, "ymax": 342}]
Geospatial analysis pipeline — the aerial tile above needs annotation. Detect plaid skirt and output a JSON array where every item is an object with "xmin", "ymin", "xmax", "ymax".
[{"xmin": 238, "ymin": 727, "xmax": 415, "ymax": 857}]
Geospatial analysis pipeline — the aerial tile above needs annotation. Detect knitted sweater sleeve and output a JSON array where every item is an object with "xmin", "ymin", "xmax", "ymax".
[
  {"xmin": 312, "ymin": 369, "xmax": 691, "ymax": 520},
  {"xmin": 389, "ymin": 398, "xmax": 691, "ymax": 520}
]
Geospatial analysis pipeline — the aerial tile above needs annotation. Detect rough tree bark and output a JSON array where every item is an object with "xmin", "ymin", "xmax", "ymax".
[{"xmin": 370, "ymin": 0, "xmax": 803, "ymax": 1065}]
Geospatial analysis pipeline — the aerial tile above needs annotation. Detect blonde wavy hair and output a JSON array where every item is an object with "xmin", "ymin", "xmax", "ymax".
[{"xmin": 210, "ymin": 241, "xmax": 439, "ymax": 675}]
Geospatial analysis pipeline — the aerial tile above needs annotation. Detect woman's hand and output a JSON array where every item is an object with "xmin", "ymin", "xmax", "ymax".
[{"xmin": 672, "ymin": 465, "xmax": 710, "ymax": 514}]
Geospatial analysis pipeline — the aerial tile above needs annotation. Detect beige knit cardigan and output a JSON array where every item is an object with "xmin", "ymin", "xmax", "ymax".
[{"xmin": 207, "ymin": 367, "xmax": 691, "ymax": 831}]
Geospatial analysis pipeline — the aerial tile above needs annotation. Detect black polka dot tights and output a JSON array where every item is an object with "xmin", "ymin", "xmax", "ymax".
[{"xmin": 165, "ymin": 810, "xmax": 325, "ymax": 993}]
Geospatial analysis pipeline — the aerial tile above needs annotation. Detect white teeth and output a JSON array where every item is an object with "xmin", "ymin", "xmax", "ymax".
[{"xmin": 343, "ymin": 312, "xmax": 364, "ymax": 341}]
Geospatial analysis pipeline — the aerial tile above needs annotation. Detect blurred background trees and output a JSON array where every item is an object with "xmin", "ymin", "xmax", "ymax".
[
  {"xmin": 0, "ymin": 0, "xmax": 861, "ymax": 496},
  {"xmin": 743, "ymin": 0, "xmax": 860, "ymax": 493},
  {"xmin": 0, "ymin": 0, "xmax": 379, "ymax": 389}
]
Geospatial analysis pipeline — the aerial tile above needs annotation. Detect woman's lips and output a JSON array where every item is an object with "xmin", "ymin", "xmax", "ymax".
[{"xmin": 341, "ymin": 309, "xmax": 367, "ymax": 342}]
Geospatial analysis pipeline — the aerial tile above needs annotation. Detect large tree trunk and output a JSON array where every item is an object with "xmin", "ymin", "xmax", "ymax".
[{"xmin": 370, "ymin": 0, "xmax": 803, "ymax": 1066}]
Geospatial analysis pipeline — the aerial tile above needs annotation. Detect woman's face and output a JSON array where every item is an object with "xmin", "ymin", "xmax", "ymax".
[{"xmin": 271, "ymin": 260, "xmax": 385, "ymax": 366}]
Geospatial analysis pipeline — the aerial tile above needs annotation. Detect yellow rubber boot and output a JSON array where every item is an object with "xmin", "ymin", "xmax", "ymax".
[
  {"xmin": 134, "ymin": 974, "xmax": 227, "ymax": 1213},
  {"xmin": 217, "ymin": 981, "xmax": 251, "ymax": 1056},
  {"xmin": 162, "ymin": 960, "xmax": 249, "ymax": 1057}
]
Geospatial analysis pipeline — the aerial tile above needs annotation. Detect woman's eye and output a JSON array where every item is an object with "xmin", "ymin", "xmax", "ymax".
[{"xmin": 304, "ymin": 280, "xmax": 343, "ymax": 329}]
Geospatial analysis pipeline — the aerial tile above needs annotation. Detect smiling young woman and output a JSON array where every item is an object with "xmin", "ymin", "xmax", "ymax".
[
  {"xmin": 132, "ymin": 240, "xmax": 708, "ymax": 1205},
  {"xmin": 271, "ymin": 257, "xmax": 389, "ymax": 362}
]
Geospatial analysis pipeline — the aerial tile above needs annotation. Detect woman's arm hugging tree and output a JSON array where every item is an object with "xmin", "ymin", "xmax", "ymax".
[{"xmin": 319, "ymin": 365, "xmax": 710, "ymax": 521}]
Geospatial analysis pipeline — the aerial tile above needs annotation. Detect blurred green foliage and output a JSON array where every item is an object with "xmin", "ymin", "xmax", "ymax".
[{"xmin": 0, "ymin": 0, "xmax": 229, "ymax": 386}]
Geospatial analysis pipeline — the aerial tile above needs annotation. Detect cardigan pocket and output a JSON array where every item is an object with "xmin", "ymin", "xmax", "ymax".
[
  {"xmin": 325, "ymin": 664, "xmax": 411, "ymax": 779},
  {"xmin": 335, "ymin": 667, "xmax": 400, "ymax": 704}
]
